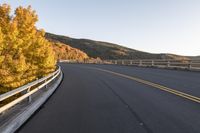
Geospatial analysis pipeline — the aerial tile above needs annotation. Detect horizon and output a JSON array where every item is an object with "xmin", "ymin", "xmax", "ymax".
[{"xmin": 1, "ymin": 0, "xmax": 200, "ymax": 56}]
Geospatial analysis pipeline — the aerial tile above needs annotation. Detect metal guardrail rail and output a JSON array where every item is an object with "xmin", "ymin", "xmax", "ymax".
[
  {"xmin": 61, "ymin": 59, "xmax": 200, "ymax": 70},
  {"xmin": 103, "ymin": 59, "xmax": 200, "ymax": 70},
  {"xmin": 0, "ymin": 66, "xmax": 61, "ymax": 114}
]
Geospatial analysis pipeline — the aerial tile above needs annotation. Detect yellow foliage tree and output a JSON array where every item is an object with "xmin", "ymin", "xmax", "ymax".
[
  {"xmin": 0, "ymin": 4, "xmax": 56, "ymax": 89},
  {"xmin": 0, "ymin": 4, "xmax": 10, "ymax": 34}
]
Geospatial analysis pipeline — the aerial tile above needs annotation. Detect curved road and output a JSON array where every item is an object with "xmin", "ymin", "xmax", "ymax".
[{"xmin": 18, "ymin": 63, "xmax": 200, "ymax": 133}]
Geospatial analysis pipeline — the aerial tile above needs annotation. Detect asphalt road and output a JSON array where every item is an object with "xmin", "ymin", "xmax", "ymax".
[{"xmin": 18, "ymin": 63, "xmax": 200, "ymax": 133}]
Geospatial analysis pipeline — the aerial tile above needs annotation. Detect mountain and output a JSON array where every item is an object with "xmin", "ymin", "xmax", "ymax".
[{"xmin": 46, "ymin": 32, "xmax": 191, "ymax": 60}]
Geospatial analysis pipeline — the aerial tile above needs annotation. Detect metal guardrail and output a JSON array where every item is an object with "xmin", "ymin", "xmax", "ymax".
[
  {"xmin": 0, "ymin": 66, "xmax": 61, "ymax": 114},
  {"xmin": 61, "ymin": 59, "xmax": 200, "ymax": 70},
  {"xmin": 103, "ymin": 59, "xmax": 200, "ymax": 70}
]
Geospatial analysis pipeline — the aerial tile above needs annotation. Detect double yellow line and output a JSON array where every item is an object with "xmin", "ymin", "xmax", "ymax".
[{"xmin": 89, "ymin": 67, "xmax": 200, "ymax": 104}]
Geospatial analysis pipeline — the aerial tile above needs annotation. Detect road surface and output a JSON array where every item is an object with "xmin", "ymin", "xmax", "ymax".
[{"xmin": 18, "ymin": 63, "xmax": 200, "ymax": 133}]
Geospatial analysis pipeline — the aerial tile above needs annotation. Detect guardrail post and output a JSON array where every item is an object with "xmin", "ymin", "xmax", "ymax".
[
  {"xmin": 188, "ymin": 61, "xmax": 192, "ymax": 69},
  {"xmin": 130, "ymin": 60, "xmax": 133, "ymax": 65},
  {"xmin": 151, "ymin": 60, "xmax": 154, "ymax": 66},
  {"xmin": 45, "ymin": 79, "xmax": 48, "ymax": 88},
  {"xmin": 139, "ymin": 60, "xmax": 142, "ymax": 66},
  {"xmin": 167, "ymin": 61, "xmax": 170, "ymax": 67},
  {"xmin": 27, "ymin": 87, "xmax": 32, "ymax": 103},
  {"xmin": 122, "ymin": 60, "xmax": 124, "ymax": 65},
  {"xmin": 115, "ymin": 60, "xmax": 117, "ymax": 65}
]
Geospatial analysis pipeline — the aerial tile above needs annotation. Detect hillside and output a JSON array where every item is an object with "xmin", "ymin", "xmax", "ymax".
[
  {"xmin": 46, "ymin": 32, "xmax": 191, "ymax": 60},
  {"xmin": 190, "ymin": 56, "xmax": 200, "ymax": 60},
  {"xmin": 52, "ymin": 41, "xmax": 89, "ymax": 61}
]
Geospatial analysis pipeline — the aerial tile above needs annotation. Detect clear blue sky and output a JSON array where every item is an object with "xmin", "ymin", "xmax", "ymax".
[{"xmin": 1, "ymin": 0, "xmax": 200, "ymax": 56}]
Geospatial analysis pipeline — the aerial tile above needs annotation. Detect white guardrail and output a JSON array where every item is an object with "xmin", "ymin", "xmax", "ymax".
[
  {"xmin": 0, "ymin": 66, "xmax": 61, "ymax": 114},
  {"xmin": 61, "ymin": 59, "xmax": 200, "ymax": 70}
]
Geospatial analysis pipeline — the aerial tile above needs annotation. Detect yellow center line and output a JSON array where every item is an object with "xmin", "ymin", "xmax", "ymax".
[{"xmin": 86, "ymin": 66, "xmax": 200, "ymax": 104}]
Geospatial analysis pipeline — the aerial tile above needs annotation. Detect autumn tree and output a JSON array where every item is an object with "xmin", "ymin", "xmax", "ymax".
[{"xmin": 0, "ymin": 4, "xmax": 56, "ymax": 89}]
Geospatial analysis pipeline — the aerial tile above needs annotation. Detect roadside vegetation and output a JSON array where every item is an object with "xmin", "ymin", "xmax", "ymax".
[{"xmin": 0, "ymin": 4, "xmax": 56, "ymax": 93}]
